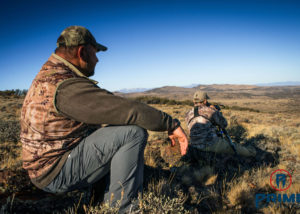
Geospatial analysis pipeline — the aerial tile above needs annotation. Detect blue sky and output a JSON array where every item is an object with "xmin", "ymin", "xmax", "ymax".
[{"xmin": 1, "ymin": 0, "xmax": 300, "ymax": 91}]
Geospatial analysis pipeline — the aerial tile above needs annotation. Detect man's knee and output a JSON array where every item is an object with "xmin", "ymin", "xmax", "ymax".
[{"xmin": 126, "ymin": 125, "xmax": 148, "ymax": 142}]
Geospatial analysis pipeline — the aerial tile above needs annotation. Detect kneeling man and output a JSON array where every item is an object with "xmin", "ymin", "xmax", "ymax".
[{"xmin": 185, "ymin": 91, "xmax": 256, "ymax": 158}]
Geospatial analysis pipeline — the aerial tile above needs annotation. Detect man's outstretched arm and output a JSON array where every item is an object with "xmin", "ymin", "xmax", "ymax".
[{"xmin": 55, "ymin": 77, "xmax": 187, "ymax": 135}]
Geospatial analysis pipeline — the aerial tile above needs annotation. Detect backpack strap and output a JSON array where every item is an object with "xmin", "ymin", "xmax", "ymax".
[
  {"xmin": 194, "ymin": 106, "xmax": 199, "ymax": 117},
  {"xmin": 188, "ymin": 106, "xmax": 200, "ymax": 125},
  {"xmin": 188, "ymin": 106, "xmax": 215, "ymax": 126}
]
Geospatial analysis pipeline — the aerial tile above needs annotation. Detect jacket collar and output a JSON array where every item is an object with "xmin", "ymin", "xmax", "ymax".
[{"xmin": 51, "ymin": 53, "xmax": 98, "ymax": 84}]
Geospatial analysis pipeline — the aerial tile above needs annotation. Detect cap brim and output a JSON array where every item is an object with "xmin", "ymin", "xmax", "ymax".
[{"xmin": 96, "ymin": 43, "xmax": 107, "ymax": 52}]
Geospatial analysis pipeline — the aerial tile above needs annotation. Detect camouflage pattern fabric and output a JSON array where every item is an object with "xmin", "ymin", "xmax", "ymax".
[
  {"xmin": 20, "ymin": 53, "xmax": 92, "ymax": 186},
  {"xmin": 57, "ymin": 26, "xmax": 107, "ymax": 52},
  {"xmin": 185, "ymin": 103, "xmax": 227, "ymax": 148}
]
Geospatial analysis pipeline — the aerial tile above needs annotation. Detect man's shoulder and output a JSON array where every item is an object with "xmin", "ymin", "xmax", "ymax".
[
  {"xmin": 57, "ymin": 77, "xmax": 99, "ymax": 89},
  {"xmin": 185, "ymin": 108, "xmax": 194, "ymax": 116},
  {"xmin": 205, "ymin": 105, "xmax": 218, "ymax": 113},
  {"xmin": 34, "ymin": 55, "xmax": 79, "ymax": 83},
  {"xmin": 197, "ymin": 104, "xmax": 214, "ymax": 113},
  {"xmin": 41, "ymin": 55, "xmax": 71, "ymax": 73},
  {"xmin": 186, "ymin": 108, "xmax": 193, "ymax": 114},
  {"xmin": 185, "ymin": 108, "xmax": 194, "ymax": 122}
]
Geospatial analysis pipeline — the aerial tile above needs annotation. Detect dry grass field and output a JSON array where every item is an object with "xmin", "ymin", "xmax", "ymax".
[{"xmin": 0, "ymin": 85, "xmax": 299, "ymax": 213}]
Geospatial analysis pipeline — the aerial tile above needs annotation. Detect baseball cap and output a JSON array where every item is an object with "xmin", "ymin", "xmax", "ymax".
[
  {"xmin": 193, "ymin": 91, "xmax": 210, "ymax": 102},
  {"xmin": 56, "ymin": 26, "xmax": 107, "ymax": 52}
]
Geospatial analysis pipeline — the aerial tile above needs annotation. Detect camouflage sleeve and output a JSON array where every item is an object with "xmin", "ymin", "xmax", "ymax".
[
  {"xmin": 211, "ymin": 110, "xmax": 227, "ymax": 129},
  {"xmin": 185, "ymin": 109, "xmax": 193, "ymax": 125}
]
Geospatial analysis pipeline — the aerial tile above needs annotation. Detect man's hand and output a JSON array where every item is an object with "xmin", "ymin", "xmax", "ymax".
[{"xmin": 168, "ymin": 126, "xmax": 189, "ymax": 156}]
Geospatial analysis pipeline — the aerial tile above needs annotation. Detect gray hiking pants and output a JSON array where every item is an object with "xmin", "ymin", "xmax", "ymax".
[{"xmin": 43, "ymin": 125, "xmax": 148, "ymax": 213}]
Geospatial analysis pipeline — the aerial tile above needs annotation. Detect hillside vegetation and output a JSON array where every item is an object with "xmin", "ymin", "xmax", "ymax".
[
  {"xmin": 119, "ymin": 84, "xmax": 300, "ymax": 114},
  {"xmin": 0, "ymin": 85, "xmax": 299, "ymax": 213}
]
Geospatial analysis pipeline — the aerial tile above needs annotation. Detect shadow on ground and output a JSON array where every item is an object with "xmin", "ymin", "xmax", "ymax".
[
  {"xmin": 0, "ymin": 125, "xmax": 281, "ymax": 213},
  {"xmin": 142, "ymin": 124, "xmax": 282, "ymax": 213}
]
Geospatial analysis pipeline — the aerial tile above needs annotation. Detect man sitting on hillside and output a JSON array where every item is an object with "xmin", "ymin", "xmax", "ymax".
[
  {"xmin": 185, "ymin": 91, "xmax": 256, "ymax": 161},
  {"xmin": 20, "ymin": 25, "xmax": 188, "ymax": 213}
]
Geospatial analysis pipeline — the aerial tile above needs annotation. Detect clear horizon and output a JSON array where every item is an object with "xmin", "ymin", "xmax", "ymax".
[
  {"xmin": 2, "ymin": 81, "xmax": 300, "ymax": 92},
  {"xmin": 1, "ymin": 0, "xmax": 300, "ymax": 92}
]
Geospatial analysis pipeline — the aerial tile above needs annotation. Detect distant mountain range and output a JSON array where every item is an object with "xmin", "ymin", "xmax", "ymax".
[
  {"xmin": 116, "ymin": 82, "xmax": 300, "ymax": 93},
  {"xmin": 255, "ymin": 81, "xmax": 300, "ymax": 86},
  {"xmin": 117, "ymin": 88, "xmax": 151, "ymax": 93}
]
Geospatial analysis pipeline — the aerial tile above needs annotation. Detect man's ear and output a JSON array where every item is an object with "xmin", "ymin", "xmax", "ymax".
[{"xmin": 77, "ymin": 45, "xmax": 88, "ymax": 62}]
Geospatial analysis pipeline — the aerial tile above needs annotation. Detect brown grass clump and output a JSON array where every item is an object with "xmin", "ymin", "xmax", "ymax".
[
  {"xmin": 227, "ymin": 180, "xmax": 255, "ymax": 208},
  {"xmin": 0, "ymin": 120, "xmax": 20, "ymax": 143},
  {"xmin": 136, "ymin": 179, "xmax": 189, "ymax": 214},
  {"xmin": 0, "ymin": 142, "xmax": 22, "ymax": 170},
  {"xmin": 204, "ymin": 174, "xmax": 218, "ymax": 186}
]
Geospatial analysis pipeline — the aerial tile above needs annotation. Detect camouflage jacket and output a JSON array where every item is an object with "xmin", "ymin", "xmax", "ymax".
[
  {"xmin": 20, "ymin": 54, "xmax": 93, "ymax": 188},
  {"xmin": 185, "ymin": 103, "xmax": 227, "ymax": 148}
]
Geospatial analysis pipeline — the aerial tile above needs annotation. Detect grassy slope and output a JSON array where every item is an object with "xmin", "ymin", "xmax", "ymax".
[{"xmin": 0, "ymin": 90, "xmax": 299, "ymax": 213}]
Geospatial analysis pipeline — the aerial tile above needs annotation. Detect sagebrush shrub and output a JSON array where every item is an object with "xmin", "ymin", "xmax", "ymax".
[{"xmin": 0, "ymin": 120, "xmax": 20, "ymax": 143}]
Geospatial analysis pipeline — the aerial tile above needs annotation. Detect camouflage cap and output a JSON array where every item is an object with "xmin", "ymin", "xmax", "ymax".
[
  {"xmin": 57, "ymin": 26, "xmax": 107, "ymax": 52},
  {"xmin": 193, "ymin": 91, "xmax": 210, "ymax": 102}
]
